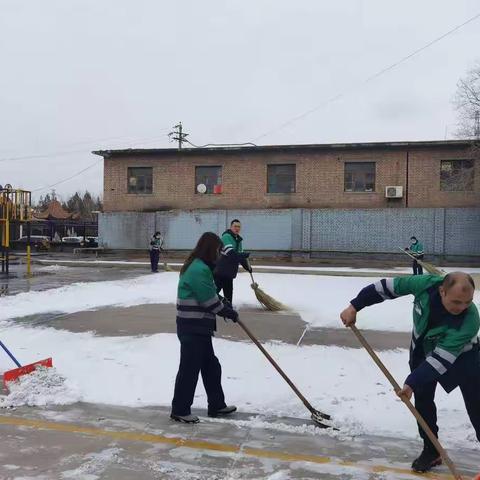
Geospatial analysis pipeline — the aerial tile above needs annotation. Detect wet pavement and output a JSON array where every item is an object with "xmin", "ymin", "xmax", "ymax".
[
  {"xmin": 0, "ymin": 403, "xmax": 477, "ymax": 479},
  {"xmin": 0, "ymin": 259, "xmax": 148, "ymax": 297},
  {"xmin": 36, "ymin": 304, "xmax": 412, "ymax": 351}
]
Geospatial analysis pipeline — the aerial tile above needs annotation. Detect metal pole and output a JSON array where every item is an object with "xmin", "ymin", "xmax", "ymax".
[{"xmin": 26, "ymin": 221, "xmax": 31, "ymax": 276}]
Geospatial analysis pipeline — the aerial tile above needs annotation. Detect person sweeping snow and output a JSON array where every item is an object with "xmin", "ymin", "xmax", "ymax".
[
  {"xmin": 405, "ymin": 236, "xmax": 425, "ymax": 275},
  {"xmin": 214, "ymin": 219, "xmax": 251, "ymax": 304},
  {"xmin": 340, "ymin": 272, "xmax": 479, "ymax": 473},
  {"xmin": 170, "ymin": 232, "xmax": 239, "ymax": 424}
]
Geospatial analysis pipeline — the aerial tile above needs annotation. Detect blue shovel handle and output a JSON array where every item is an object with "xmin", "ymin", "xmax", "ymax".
[{"xmin": 0, "ymin": 341, "xmax": 22, "ymax": 368}]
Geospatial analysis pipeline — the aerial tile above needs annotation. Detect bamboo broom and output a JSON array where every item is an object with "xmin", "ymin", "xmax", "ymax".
[
  {"xmin": 247, "ymin": 261, "xmax": 288, "ymax": 312},
  {"xmin": 399, "ymin": 247, "xmax": 445, "ymax": 276}
]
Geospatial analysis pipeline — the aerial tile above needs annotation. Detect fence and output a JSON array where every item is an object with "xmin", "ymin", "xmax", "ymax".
[{"xmin": 99, "ymin": 208, "xmax": 480, "ymax": 256}]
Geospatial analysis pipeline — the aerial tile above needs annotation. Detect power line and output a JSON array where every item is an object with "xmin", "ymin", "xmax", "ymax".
[
  {"xmin": 185, "ymin": 139, "xmax": 257, "ymax": 148},
  {"xmin": 253, "ymin": 11, "xmax": 480, "ymax": 142},
  {"xmin": 31, "ymin": 159, "xmax": 103, "ymax": 193},
  {"xmin": 0, "ymin": 131, "xmax": 171, "ymax": 163}
]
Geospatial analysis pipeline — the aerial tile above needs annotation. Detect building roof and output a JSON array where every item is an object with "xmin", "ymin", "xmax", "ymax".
[
  {"xmin": 34, "ymin": 200, "xmax": 77, "ymax": 220},
  {"xmin": 92, "ymin": 139, "xmax": 474, "ymax": 158}
]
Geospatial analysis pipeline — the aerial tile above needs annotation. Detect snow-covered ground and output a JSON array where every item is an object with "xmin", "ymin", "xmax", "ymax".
[
  {"xmin": 0, "ymin": 326, "xmax": 477, "ymax": 451},
  {"xmin": 0, "ymin": 270, "xmax": 479, "ymax": 453},
  {"xmin": 5, "ymin": 271, "xmax": 479, "ymax": 332}
]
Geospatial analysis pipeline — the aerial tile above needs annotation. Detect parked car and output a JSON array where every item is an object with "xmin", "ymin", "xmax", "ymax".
[
  {"xmin": 61, "ymin": 236, "xmax": 98, "ymax": 248},
  {"xmin": 13, "ymin": 235, "xmax": 50, "ymax": 251},
  {"xmin": 61, "ymin": 236, "xmax": 84, "ymax": 245},
  {"xmin": 84, "ymin": 236, "xmax": 99, "ymax": 248}
]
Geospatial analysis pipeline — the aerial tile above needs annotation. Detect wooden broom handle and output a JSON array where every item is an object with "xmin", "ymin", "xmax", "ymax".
[
  {"xmin": 398, "ymin": 247, "xmax": 432, "ymax": 272},
  {"xmin": 350, "ymin": 325, "xmax": 463, "ymax": 480},
  {"xmin": 237, "ymin": 318, "xmax": 316, "ymax": 414},
  {"xmin": 246, "ymin": 259, "xmax": 255, "ymax": 283}
]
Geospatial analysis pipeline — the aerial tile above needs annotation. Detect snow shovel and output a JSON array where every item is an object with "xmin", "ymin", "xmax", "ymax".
[
  {"xmin": 236, "ymin": 318, "xmax": 333, "ymax": 429},
  {"xmin": 0, "ymin": 340, "xmax": 52, "ymax": 389},
  {"xmin": 349, "ymin": 325, "xmax": 463, "ymax": 480}
]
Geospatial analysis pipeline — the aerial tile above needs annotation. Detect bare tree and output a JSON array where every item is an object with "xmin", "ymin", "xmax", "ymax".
[
  {"xmin": 453, "ymin": 62, "xmax": 480, "ymax": 183},
  {"xmin": 454, "ymin": 61, "xmax": 480, "ymax": 139}
]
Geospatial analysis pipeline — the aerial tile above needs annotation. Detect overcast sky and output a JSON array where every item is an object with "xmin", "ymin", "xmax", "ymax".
[{"xmin": 0, "ymin": 0, "xmax": 479, "ymax": 200}]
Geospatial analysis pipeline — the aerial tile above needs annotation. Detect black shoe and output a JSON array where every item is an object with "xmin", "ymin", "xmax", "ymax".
[
  {"xmin": 208, "ymin": 405, "xmax": 237, "ymax": 418},
  {"xmin": 411, "ymin": 446, "xmax": 442, "ymax": 472},
  {"xmin": 170, "ymin": 413, "xmax": 199, "ymax": 424}
]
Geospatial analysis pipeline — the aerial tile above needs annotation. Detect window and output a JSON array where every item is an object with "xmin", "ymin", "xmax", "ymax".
[
  {"xmin": 195, "ymin": 166, "xmax": 222, "ymax": 194},
  {"xmin": 440, "ymin": 159, "xmax": 474, "ymax": 191},
  {"xmin": 267, "ymin": 164, "xmax": 296, "ymax": 193},
  {"xmin": 127, "ymin": 167, "xmax": 153, "ymax": 194},
  {"xmin": 344, "ymin": 162, "xmax": 375, "ymax": 192}
]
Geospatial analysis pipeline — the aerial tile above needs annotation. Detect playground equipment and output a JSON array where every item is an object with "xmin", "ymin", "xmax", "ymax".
[{"xmin": 0, "ymin": 184, "xmax": 32, "ymax": 275}]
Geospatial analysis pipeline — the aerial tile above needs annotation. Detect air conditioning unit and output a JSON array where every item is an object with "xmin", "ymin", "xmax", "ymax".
[{"xmin": 385, "ymin": 186, "xmax": 403, "ymax": 198}]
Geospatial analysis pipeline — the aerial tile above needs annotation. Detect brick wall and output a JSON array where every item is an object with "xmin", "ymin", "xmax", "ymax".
[{"xmin": 101, "ymin": 144, "xmax": 479, "ymax": 212}]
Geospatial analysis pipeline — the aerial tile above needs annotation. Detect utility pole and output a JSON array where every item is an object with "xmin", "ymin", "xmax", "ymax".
[
  {"xmin": 474, "ymin": 111, "xmax": 480, "ymax": 139},
  {"xmin": 168, "ymin": 122, "xmax": 189, "ymax": 149}
]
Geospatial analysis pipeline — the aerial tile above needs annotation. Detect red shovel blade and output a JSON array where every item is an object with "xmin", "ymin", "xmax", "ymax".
[{"xmin": 3, "ymin": 358, "xmax": 53, "ymax": 389}]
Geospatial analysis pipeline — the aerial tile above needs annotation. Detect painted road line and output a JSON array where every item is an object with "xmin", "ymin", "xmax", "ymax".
[{"xmin": 0, "ymin": 414, "xmax": 461, "ymax": 479}]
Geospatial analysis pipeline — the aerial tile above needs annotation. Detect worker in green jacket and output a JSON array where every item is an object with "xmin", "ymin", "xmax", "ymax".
[
  {"xmin": 340, "ymin": 272, "xmax": 479, "ymax": 473},
  {"xmin": 406, "ymin": 236, "xmax": 425, "ymax": 275},
  {"xmin": 214, "ymin": 219, "xmax": 251, "ymax": 304},
  {"xmin": 171, "ymin": 232, "xmax": 239, "ymax": 424}
]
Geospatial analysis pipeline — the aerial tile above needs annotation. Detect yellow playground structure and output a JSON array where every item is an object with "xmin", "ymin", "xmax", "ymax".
[{"xmin": 0, "ymin": 184, "xmax": 32, "ymax": 275}]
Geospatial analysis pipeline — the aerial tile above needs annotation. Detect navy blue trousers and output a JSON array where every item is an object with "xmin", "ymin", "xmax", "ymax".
[
  {"xmin": 412, "ymin": 348, "xmax": 480, "ymax": 450},
  {"xmin": 149, "ymin": 250, "xmax": 159, "ymax": 272},
  {"xmin": 171, "ymin": 334, "xmax": 226, "ymax": 416}
]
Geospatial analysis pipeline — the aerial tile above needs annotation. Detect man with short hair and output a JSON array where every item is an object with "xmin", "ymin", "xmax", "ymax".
[
  {"xmin": 340, "ymin": 272, "xmax": 479, "ymax": 473},
  {"xmin": 406, "ymin": 236, "xmax": 425, "ymax": 275},
  {"xmin": 214, "ymin": 219, "xmax": 251, "ymax": 304}
]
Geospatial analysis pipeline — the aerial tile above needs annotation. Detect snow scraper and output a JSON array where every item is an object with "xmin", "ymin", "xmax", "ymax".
[
  {"xmin": 1, "ymin": 340, "xmax": 52, "ymax": 389},
  {"xmin": 237, "ymin": 318, "xmax": 333, "ymax": 429}
]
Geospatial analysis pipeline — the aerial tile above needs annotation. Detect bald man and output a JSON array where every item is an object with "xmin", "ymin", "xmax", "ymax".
[{"xmin": 341, "ymin": 273, "xmax": 479, "ymax": 473}]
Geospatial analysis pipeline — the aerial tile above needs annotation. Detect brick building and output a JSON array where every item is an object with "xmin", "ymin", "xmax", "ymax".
[
  {"xmin": 95, "ymin": 140, "xmax": 479, "ymax": 211},
  {"xmin": 93, "ymin": 140, "xmax": 480, "ymax": 257}
]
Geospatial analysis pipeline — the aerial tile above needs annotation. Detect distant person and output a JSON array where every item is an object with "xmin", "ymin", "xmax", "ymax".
[
  {"xmin": 171, "ymin": 232, "xmax": 239, "ymax": 424},
  {"xmin": 149, "ymin": 231, "xmax": 164, "ymax": 273},
  {"xmin": 214, "ymin": 219, "xmax": 251, "ymax": 304},
  {"xmin": 340, "ymin": 272, "xmax": 480, "ymax": 473},
  {"xmin": 406, "ymin": 236, "xmax": 425, "ymax": 275}
]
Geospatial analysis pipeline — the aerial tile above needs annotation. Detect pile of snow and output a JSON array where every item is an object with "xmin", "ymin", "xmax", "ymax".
[
  {"xmin": 36, "ymin": 265, "xmax": 72, "ymax": 273},
  {"xmin": 0, "ymin": 366, "xmax": 80, "ymax": 407}
]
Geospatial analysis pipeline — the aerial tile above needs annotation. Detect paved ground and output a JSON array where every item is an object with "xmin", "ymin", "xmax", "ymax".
[
  {"xmin": 34, "ymin": 304, "xmax": 412, "ymax": 351},
  {"xmin": 0, "ymin": 261, "xmax": 145, "ymax": 297},
  {"xmin": 0, "ymin": 403, "xmax": 478, "ymax": 479},
  {"xmin": 1, "ymin": 257, "xmax": 479, "ymax": 478}
]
